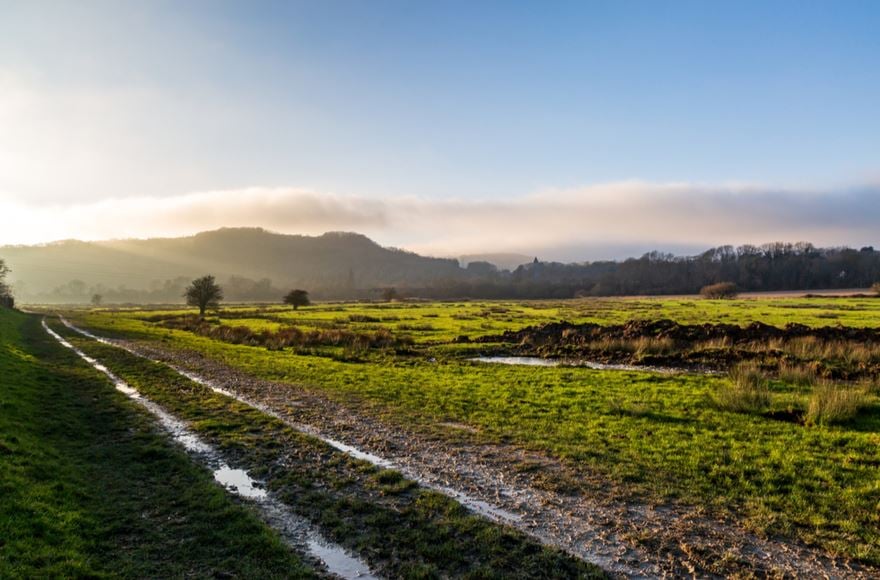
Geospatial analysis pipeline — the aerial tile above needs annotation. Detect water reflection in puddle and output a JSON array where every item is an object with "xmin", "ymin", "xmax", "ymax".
[
  {"xmin": 213, "ymin": 466, "xmax": 267, "ymax": 499},
  {"xmin": 471, "ymin": 355, "xmax": 686, "ymax": 374},
  {"xmin": 471, "ymin": 356, "xmax": 558, "ymax": 366},
  {"xmin": 307, "ymin": 538, "xmax": 375, "ymax": 579}
]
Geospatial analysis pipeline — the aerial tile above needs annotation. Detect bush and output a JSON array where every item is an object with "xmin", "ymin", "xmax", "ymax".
[
  {"xmin": 805, "ymin": 382, "xmax": 869, "ymax": 426},
  {"xmin": 700, "ymin": 282, "xmax": 738, "ymax": 299},
  {"xmin": 715, "ymin": 363, "xmax": 772, "ymax": 414}
]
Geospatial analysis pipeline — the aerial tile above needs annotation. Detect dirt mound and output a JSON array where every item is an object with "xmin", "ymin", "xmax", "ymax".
[{"xmin": 483, "ymin": 319, "xmax": 880, "ymax": 346}]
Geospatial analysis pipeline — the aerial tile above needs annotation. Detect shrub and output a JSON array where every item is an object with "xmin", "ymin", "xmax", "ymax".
[
  {"xmin": 700, "ymin": 282, "xmax": 738, "ymax": 299},
  {"xmin": 805, "ymin": 382, "xmax": 869, "ymax": 426},
  {"xmin": 715, "ymin": 363, "xmax": 772, "ymax": 414}
]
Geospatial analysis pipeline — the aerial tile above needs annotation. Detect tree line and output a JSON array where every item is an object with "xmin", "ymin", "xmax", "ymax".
[
  {"xmin": 4, "ymin": 242, "xmax": 880, "ymax": 305},
  {"xmin": 406, "ymin": 242, "xmax": 880, "ymax": 299}
]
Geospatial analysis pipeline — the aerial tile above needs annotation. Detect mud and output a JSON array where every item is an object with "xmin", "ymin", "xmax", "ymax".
[
  {"xmin": 483, "ymin": 319, "xmax": 880, "ymax": 345},
  {"xmin": 61, "ymin": 321, "xmax": 880, "ymax": 579},
  {"xmin": 44, "ymin": 319, "xmax": 377, "ymax": 580}
]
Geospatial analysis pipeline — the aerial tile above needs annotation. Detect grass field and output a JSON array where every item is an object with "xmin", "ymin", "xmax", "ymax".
[
  {"xmin": 56, "ymin": 296, "xmax": 880, "ymax": 566},
  {"xmin": 90, "ymin": 295, "xmax": 880, "ymax": 344},
  {"xmin": 0, "ymin": 309, "xmax": 314, "ymax": 577}
]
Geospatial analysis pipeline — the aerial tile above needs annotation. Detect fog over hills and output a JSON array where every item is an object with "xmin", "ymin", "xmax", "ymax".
[
  {"xmin": 458, "ymin": 253, "xmax": 534, "ymax": 271},
  {"xmin": 2, "ymin": 228, "xmax": 462, "ymax": 302},
  {"xmin": 3, "ymin": 228, "xmax": 879, "ymax": 304}
]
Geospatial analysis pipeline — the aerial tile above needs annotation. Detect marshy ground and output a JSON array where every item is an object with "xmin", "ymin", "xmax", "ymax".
[{"xmin": 5, "ymin": 296, "xmax": 880, "ymax": 577}]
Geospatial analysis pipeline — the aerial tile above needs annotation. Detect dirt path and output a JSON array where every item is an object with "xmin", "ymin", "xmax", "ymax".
[
  {"xmin": 65, "ymin": 321, "xmax": 877, "ymax": 579},
  {"xmin": 45, "ymin": 320, "xmax": 376, "ymax": 579}
]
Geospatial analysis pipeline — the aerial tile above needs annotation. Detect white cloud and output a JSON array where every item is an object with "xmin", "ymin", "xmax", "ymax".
[{"xmin": 2, "ymin": 181, "xmax": 879, "ymax": 260}]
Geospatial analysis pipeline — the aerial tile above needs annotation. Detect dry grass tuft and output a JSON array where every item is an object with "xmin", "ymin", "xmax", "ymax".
[
  {"xmin": 777, "ymin": 362, "xmax": 818, "ymax": 388},
  {"xmin": 715, "ymin": 363, "xmax": 772, "ymax": 414},
  {"xmin": 805, "ymin": 382, "xmax": 870, "ymax": 426}
]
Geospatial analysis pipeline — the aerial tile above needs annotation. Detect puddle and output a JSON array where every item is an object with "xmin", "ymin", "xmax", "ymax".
[
  {"xmin": 471, "ymin": 355, "xmax": 689, "ymax": 374},
  {"xmin": 312, "ymin": 434, "xmax": 395, "ymax": 468},
  {"xmin": 434, "ymin": 485, "xmax": 521, "ymax": 522},
  {"xmin": 471, "ymin": 356, "xmax": 559, "ymax": 366},
  {"xmin": 45, "ymin": 319, "xmax": 377, "ymax": 580},
  {"xmin": 214, "ymin": 466, "xmax": 268, "ymax": 499},
  {"xmin": 307, "ymin": 538, "xmax": 375, "ymax": 579}
]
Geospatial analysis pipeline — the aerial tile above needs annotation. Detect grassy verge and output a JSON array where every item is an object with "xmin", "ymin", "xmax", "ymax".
[
  {"xmin": 65, "ymin": 306, "xmax": 880, "ymax": 564},
  {"xmin": 46, "ymin": 317, "xmax": 603, "ymax": 579},
  {"xmin": 0, "ymin": 309, "xmax": 314, "ymax": 578}
]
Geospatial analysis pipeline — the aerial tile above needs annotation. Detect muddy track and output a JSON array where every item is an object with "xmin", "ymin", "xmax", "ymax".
[
  {"xmin": 66, "ymin": 322, "xmax": 876, "ymax": 579},
  {"xmin": 43, "ymin": 319, "xmax": 375, "ymax": 580}
]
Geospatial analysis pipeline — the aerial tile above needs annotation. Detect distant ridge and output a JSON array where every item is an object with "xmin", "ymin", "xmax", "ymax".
[{"xmin": 1, "ymin": 228, "xmax": 461, "ymax": 301}]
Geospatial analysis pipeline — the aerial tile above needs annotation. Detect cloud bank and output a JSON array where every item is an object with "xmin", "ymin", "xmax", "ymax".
[{"xmin": 2, "ymin": 182, "xmax": 879, "ymax": 260}]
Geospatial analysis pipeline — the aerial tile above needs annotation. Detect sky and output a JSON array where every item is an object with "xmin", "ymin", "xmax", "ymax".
[{"xmin": 1, "ymin": 0, "xmax": 879, "ymax": 259}]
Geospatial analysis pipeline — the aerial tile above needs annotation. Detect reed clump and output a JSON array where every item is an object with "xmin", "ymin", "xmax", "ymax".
[
  {"xmin": 805, "ymin": 381, "xmax": 870, "ymax": 426},
  {"xmin": 715, "ymin": 362, "xmax": 772, "ymax": 414}
]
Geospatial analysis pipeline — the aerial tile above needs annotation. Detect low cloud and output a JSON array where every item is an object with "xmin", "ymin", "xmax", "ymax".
[{"xmin": 2, "ymin": 181, "xmax": 879, "ymax": 260}]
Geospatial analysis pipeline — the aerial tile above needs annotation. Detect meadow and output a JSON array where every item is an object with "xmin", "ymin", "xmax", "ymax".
[
  {"xmin": 54, "ymin": 295, "xmax": 880, "ymax": 569},
  {"xmin": 95, "ymin": 295, "xmax": 880, "ymax": 343}
]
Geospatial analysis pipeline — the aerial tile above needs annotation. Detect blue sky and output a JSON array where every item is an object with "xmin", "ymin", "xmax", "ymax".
[{"xmin": 1, "ymin": 1, "xmax": 879, "ymax": 256}]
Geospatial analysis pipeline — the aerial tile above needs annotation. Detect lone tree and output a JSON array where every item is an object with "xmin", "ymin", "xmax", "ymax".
[
  {"xmin": 184, "ymin": 275, "xmax": 223, "ymax": 317},
  {"xmin": 700, "ymin": 282, "xmax": 738, "ymax": 299},
  {"xmin": 283, "ymin": 289, "xmax": 310, "ymax": 310},
  {"xmin": 91, "ymin": 293, "xmax": 103, "ymax": 307}
]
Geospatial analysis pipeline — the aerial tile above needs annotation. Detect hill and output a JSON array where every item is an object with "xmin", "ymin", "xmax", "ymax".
[{"xmin": 1, "ymin": 228, "xmax": 462, "ymax": 303}]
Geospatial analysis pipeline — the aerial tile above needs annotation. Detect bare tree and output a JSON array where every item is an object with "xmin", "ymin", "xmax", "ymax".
[
  {"xmin": 184, "ymin": 275, "xmax": 223, "ymax": 317},
  {"xmin": 283, "ymin": 289, "xmax": 310, "ymax": 310}
]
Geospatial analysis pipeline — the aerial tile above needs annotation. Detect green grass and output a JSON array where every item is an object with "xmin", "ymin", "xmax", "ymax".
[
  {"xmin": 58, "ymin": 300, "xmax": 880, "ymax": 564},
  {"xmin": 70, "ymin": 296, "xmax": 880, "ymax": 349},
  {"xmin": 0, "ymin": 309, "xmax": 314, "ymax": 578},
  {"xmin": 806, "ymin": 382, "xmax": 872, "ymax": 426},
  {"xmin": 46, "ymin": 317, "xmax": 603, "ymax": 579}
]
